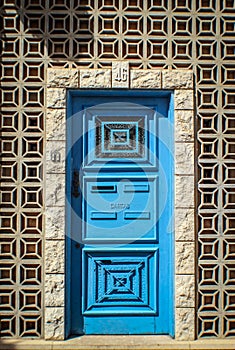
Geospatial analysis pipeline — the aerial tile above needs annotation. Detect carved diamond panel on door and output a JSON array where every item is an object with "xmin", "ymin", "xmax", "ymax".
[
  {"xmin": 83, "ymin": 103, "xmax": 158, "ymax": 169},
  {"xmin": 95, "ymin": 116, "xmax": 145, "ymax": 158},
  {"xmin": 82, "ymin": 249, "xmax": 158, "ymax": 314},
  {"xmin": 69, "ymin": 90, "xmax": 173, "ymax": 335}
]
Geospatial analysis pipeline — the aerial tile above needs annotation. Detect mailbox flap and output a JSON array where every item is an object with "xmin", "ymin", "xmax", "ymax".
[{"xmin": 82, "ymin": 176, "xmax": 158, "ymax": 242}]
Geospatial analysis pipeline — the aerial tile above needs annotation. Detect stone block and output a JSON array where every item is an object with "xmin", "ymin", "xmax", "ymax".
[
  {"xmin": 131, "ymin": 70, "xmax": 161, "ymax": 89},
  {"xmin": 175, "ymin": 275, "xmax": 195, "ymax": 308},
  {"xmin": 80, "ymin": 69, "xmax": 111, "ymax": 88},
  {"xmin": 46, "ymin": 206, "xmax": 65, "ymax": 240},
  {"xmin": 45, "ymin": 307, "xmax": 64, "ymax": 340},
  {"xmin": 47, "ymin": 88, "xmax": 66, "ymax": 108},
  {"xmin": 47, "ymin": 69, "xmax": 79, "ymax": 88},
  {"xmin": 175, "ymin": 241, "xmax": 195, "ymax": 274},
  {"xmin": 175, "ymin": 208, "xmax": 195, "ymax": 241},
  {"xmin": 46, "ymin": 173, "xmax": 65, "ymax": 206},
  {"xmin": 175, "ymin": 307, "xmax": 195, "ymax": 340},
  {"xmin": 45, "ymin": 240, "xmax": 64, "ymax": 274},
  {"xmin": 175, "ymin": 90, "xmax": 194, "ymax": 110},
  {"xmin": 175, "ymin": 142, "xmax": 194, "ymax": 175},
  {"xmin": 46, "ymin": 141, "xmax": 65, "ymax": 174},
  {"xmin": 45, "ymin": 274, "xmax": 65, "ymax": 307},
  {"xmin": 175, "ymin": 110, "xmax": 194, "ymax": 142},
  {"xmin": 163, "ymin": 70, "xmax": 193, "ymax": 89},
  {"xmin": 175, "ymin": 175, "xmax": 194, "ymax": 208},
  {"xmin": 46, "ymin": 109, "xmax": 66, "ymax": 141}
]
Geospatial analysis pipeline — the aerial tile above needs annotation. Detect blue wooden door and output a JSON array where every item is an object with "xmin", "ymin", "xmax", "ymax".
[{"xmin": 67, "ymin": 90, "xmax": 174, "ymax": 335}]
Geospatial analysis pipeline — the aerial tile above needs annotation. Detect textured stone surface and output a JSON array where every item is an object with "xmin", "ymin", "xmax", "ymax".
[
  {"xmin": 47, "ymin": 88, "xmax": 66, "ymax": 108},
  {"xmin": 175, "ymin": 208, "xmax": 195, "ymax": 241},
  {"xmin": 175, "ymin": 90, "xmax": 194, "ymax": 110},
  {"xmin": 175, "ymin": 110, "xmax": 194, "ymax": 142},
  {"xmin": 1, "ymin": 338, "xmax": 235, "ymax": 349},
  {"xmin": 175, "ymin": 241, "xmax": 195, "ymax": 274},
  {"xmin": 47, "ymin": 69, "xmax": 79, "ymax": 88},
  {"xmin": 45, "ymin": 307, "xmax": 64, "ymax": 340},
  {"xmin": 163, "ymin": 70, "xmax": 193, "ymax": 89},
  {"xmin": 112, "ymin": 61, "xmax": 129, "ymax": 88},
  {"xmin": 131, "ymin": 70, "xmax": 161, "ymax": 89},
  {"xmin": 46, "ymin": 174, "xmax": 65, "ymax": 206},
  {"xmin": 175, "ymin": 175, "xmax": 194, "ymax": 208},
  {"xmin": 80, "ymin": 69, "xmax": 111, "ymax": 88},
  {"xmin": 175, "ymin": 275, "xmax": 195, "ymax": 307},
  {"xmin": 175, "ymin": 307, "xmax": 195, "ymax": 340},
  {"xmin": 46, "ymin": 109, "xmax": 66, "ymax": 141},
  {"xmin": 45, "ymin": 274, "xmax": 65, "ymax": 307},
  {"xmin": 46, "ymin": 206, "xmax": 65, "ymax": 240},
  {"xmin": 46, "ymin": 141, "xmax": 65, "ymax": 174},
  {"xmin": 175, "ymin": 142, "xmax": 194, "ymax": 175},
  {"xmin": 45, "ymin": 240, "xmax": 64, "ymax": 273}
]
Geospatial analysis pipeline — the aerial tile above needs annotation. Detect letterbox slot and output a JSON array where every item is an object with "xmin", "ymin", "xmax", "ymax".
[
  {"xmin": 91, "ymin": 185, "xmax": 116, "ymax": 193},
  {"xmin": 124, "ymin": 211, "xmax": 150, "ymax": 220},
  {"xmin": 91, "ymin": 212, "xmax": 117, "ymax": 220},
  {"xmin": 124, "ymin": 184, "xmax": 149, "ymax": 192}
]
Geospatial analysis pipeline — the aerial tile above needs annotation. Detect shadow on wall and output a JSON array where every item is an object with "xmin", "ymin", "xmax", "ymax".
[
  {"xmin": 0, "ymin": 0, "xmax": 90, "ymax": 340},
  {"xmin": 22, "ymin": 1, "xmax": 94, "ymax": 66}
]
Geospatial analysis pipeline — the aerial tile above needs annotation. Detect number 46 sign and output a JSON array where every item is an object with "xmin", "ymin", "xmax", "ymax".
[{"xmin": 112, "ymin": 61, "xmax": 129, "ymax": 88}]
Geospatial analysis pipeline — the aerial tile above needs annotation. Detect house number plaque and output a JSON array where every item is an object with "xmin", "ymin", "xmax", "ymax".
[{"xmin": 112, "ymin": 61, "xmax": 129, "ymax": 88}]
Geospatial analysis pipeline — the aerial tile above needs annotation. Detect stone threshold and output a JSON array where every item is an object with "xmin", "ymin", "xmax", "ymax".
[{"xmin": 0, "ymin": 336, "xmax": 234, "ymax": 350}]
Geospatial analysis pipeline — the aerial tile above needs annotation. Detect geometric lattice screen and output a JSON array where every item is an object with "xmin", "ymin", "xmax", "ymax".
[{"xmin": 1, "ymin": 0, "xmax": 235, "ymax": 338}]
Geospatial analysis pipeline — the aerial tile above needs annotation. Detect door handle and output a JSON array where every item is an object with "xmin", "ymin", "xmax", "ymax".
[{"xmin": 72, "ymin": 169, "xmax": 80, "ymax": 198}]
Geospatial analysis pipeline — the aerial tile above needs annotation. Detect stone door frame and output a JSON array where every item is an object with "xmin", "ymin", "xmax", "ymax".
[{"xmin": 45, "ymin": 67, "xmax": 195, "ymax": 340}]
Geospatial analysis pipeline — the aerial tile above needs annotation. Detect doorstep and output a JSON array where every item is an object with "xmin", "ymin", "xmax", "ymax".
[{"xmin": 0, "ymin": 336, "xmax": 234, "ymax": 350}]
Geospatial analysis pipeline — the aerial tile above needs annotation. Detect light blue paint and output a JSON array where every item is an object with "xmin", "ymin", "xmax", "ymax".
[
  {"xmin": 83, "ymin": 175, "xmax": 158, "ymax": 242},
  {"xmin": 66, "ymin": 90, "xmax": 174, "ymax": 336}
]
